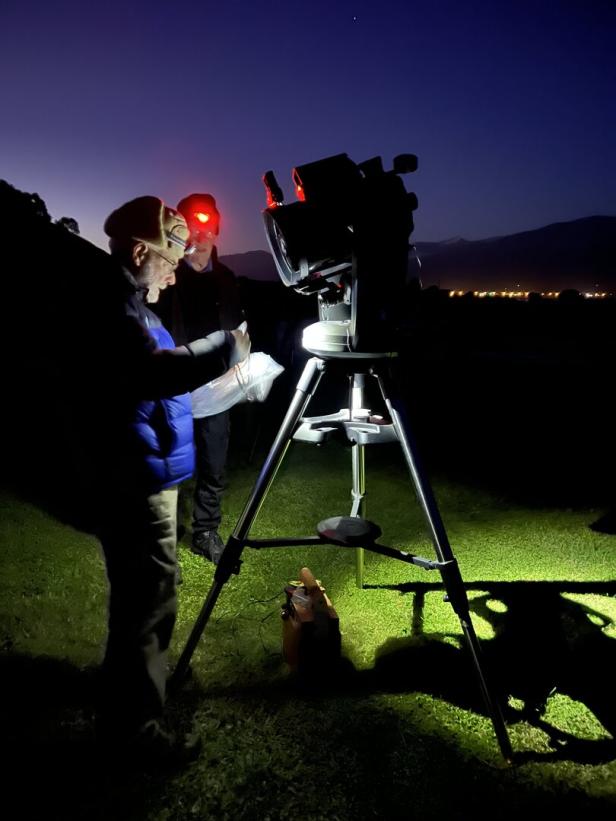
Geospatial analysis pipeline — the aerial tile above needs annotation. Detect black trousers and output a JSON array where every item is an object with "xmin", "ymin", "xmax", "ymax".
[{"xmin": 193, "ymin": 410, "xmax": 230, "ymax": 534}]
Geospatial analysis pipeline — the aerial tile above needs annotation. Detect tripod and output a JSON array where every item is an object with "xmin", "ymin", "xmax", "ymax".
[{"xmin": 173, "ymin": 353, "xmax": 513, "ymax": 761}]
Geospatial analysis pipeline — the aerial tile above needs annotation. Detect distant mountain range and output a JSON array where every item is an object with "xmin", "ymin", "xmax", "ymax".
[
  {"xmin": 220, "ymin": 250, "xmax": 279, "ymax": 281},
  {"xmin": 221, "ymin": 216, "xmax": 616, "ymax": 292}
]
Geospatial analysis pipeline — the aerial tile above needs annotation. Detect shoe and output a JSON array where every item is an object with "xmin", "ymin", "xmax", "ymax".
[
  {"xmin": 191, "ymin": 530, "xmax": 225, "ymax": 564},
  {"xmin": 98, "ymin": 719, "xmax": 201, "ymax": 769},
  {"xmin": 134, "ymin": 720, "xmax": 201, "ymax": 768}
]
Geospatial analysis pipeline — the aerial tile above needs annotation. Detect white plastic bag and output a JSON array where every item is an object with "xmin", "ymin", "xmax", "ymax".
[{"xmin": 191, "ymin": 352, "xmax": 284, "ymax": 418}]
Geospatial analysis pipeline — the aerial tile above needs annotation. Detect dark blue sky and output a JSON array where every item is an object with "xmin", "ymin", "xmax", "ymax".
[{"xmin": 2, "ymin": 0, "xmax": 614, "ymax": 254}]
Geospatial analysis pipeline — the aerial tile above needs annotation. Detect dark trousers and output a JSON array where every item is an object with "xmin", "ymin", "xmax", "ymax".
[
  {"xmin": 193, "ymin": 411, "xmax": 230, "ymax": 534},
  {"xmin": 98, "ymin": 487, "xmax": 178, "ymax": 734}
]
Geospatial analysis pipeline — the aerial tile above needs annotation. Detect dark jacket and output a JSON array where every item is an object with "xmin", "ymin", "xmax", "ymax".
[{"xmin": 155, "ymin": 248, "xmax": 243, "ymax": 348}]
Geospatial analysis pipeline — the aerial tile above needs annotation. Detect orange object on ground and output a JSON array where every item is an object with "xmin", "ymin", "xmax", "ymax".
[{"xmin": 281, "ymin": 567, "xmax": 341, "ymax": 675}]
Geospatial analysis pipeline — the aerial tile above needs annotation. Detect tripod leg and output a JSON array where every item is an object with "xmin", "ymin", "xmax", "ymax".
[
  {"xmin": 376, "ymin": 372, "xmax": 513, "ymax": 761},
  {"xmin": 171, "ymin": 357, "xmax": 326, "ymax": 685},
  {"xmin": 349, "ymin": 374, "xmax": 367, "ymax": 588},
  {"xmin": 170, "ymin": 577, "xmax": 227, "ymax": 690},
  {"xmin": 351, "ymin": 444, "xmax": 366, "ymax": 587}
]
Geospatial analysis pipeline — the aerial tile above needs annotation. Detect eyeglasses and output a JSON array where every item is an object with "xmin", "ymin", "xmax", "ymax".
[{"xmin": 148, "ymin": 246, "xmax": 179, "ymax": 268}]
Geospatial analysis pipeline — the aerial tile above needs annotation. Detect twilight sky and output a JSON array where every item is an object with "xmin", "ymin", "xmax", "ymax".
[{"xmin": 1, "ymin": 0, "xmax": 614, "ymax": 254}]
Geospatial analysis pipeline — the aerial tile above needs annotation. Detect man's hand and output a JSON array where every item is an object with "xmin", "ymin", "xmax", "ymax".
[{"xmin": 229, "ymin": 321, "xmax": 250, "ymax": 366}]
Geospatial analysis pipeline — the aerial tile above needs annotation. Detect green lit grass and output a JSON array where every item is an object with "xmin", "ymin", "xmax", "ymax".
[{"xmin": 1, "ymin": 442, "xmax": 615, "ymax": 819}]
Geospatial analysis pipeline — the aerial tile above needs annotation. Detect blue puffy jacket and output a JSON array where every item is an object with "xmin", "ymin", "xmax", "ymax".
[{"xmin": 132, "ymin": 322, "xmax": 195, "ymax": 489}]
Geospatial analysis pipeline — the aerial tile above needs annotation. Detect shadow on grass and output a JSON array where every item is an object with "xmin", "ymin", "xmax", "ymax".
[
  {"xmin": 1, "ymin": 636, "xmax": 614, "ymax": 820},
  {"xmin": 361, "ymin": 579, "xmax": 616, "ymax": 763},
  {"xmin": 0, "ymin": 653, "xmax": 207, "ymax": 820},
  {"xmin": 193, "ymin": 579, "xmax": 616, "ymax": 771}
]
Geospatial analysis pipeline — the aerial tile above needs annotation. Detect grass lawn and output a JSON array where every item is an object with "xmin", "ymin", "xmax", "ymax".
[{"xmin": 1, "ymin": 441, "xmax": 615, "ymax": 820}]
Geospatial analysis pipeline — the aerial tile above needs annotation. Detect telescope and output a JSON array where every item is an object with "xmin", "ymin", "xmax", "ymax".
[
  {"xmin": 262, "ymin": 152, "xmax": 418, "ymax": 357},
  {"xmin": 174, "ymin": 152, "xmax": 514, "ymax": 762}
]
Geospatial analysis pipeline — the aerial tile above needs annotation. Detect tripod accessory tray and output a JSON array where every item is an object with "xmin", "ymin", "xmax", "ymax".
[
  {"xmin": 293, "ymin": 409, "xmax": 398, "ymax": 445},
  {"xmin": 317, "ymin": 516, "xmax": 382, "ymax": 546}
]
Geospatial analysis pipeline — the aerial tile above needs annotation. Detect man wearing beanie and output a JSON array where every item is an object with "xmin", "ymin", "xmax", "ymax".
[
  {"xmin": 155, "ymin": 193, "xmax": 243, "ymax": 564},
  {"xmin": 98, "ymin": 195, "xmax": 249, "ymax": 764}
]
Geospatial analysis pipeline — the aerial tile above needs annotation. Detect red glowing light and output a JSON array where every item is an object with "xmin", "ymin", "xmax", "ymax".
[
  {"xmin": 295, "ymin": 184, "xmax": 306, "ymax": 202},
  {"xmin": 194, "ymin": 211, "xmax": 210, "ymax": 224}
]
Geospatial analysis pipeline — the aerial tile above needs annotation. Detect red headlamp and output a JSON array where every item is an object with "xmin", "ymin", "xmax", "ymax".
[
  {"xmin": 177, "ymin": 193, "xmax": 221, "ymax": 237},
  {"xmin": 190, "ymin": 207, "xmax": 219, "ymax": 236}
]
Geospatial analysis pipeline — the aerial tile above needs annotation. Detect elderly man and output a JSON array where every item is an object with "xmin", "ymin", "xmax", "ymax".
[{"xmin": 97, "ymin": 196, "xmax": 249, "ymax": 763}]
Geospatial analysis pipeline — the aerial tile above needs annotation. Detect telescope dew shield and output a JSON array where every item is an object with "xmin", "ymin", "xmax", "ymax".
[
  {"xmin": 292, "ymin": 153, "xmax": 362, "ymax": 208},
  {"xmin": 350, "ymin": 170, "xmax": 417, "ymax": 351}
]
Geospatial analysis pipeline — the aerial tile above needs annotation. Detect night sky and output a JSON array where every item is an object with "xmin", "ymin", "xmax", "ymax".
[{"xmin": 2, "ymin": 0, "xmax": 614, "ymax": 254}]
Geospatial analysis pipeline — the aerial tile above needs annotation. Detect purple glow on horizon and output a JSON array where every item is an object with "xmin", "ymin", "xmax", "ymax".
[{"xmin": 1, "ymin": 0, "xmax": 614, "ymax": 254}]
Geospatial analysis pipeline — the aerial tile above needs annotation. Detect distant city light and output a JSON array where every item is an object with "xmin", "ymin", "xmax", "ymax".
[{"xmin": 448, "ymin": 290, "xmax": 613, "ymax": 300}]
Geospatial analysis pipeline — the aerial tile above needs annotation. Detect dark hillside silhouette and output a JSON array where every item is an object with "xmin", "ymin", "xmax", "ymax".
[
  {"xmin": 220, "ymin": 250, "xmax": 278, "ymax": 281},
  {"xmin": 1, "ymin": 181, "xmax": 135, "ymax": 528},
  {"xmin": 414, "ymin": 216, "xmax": 616, "ymax": 291}
]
